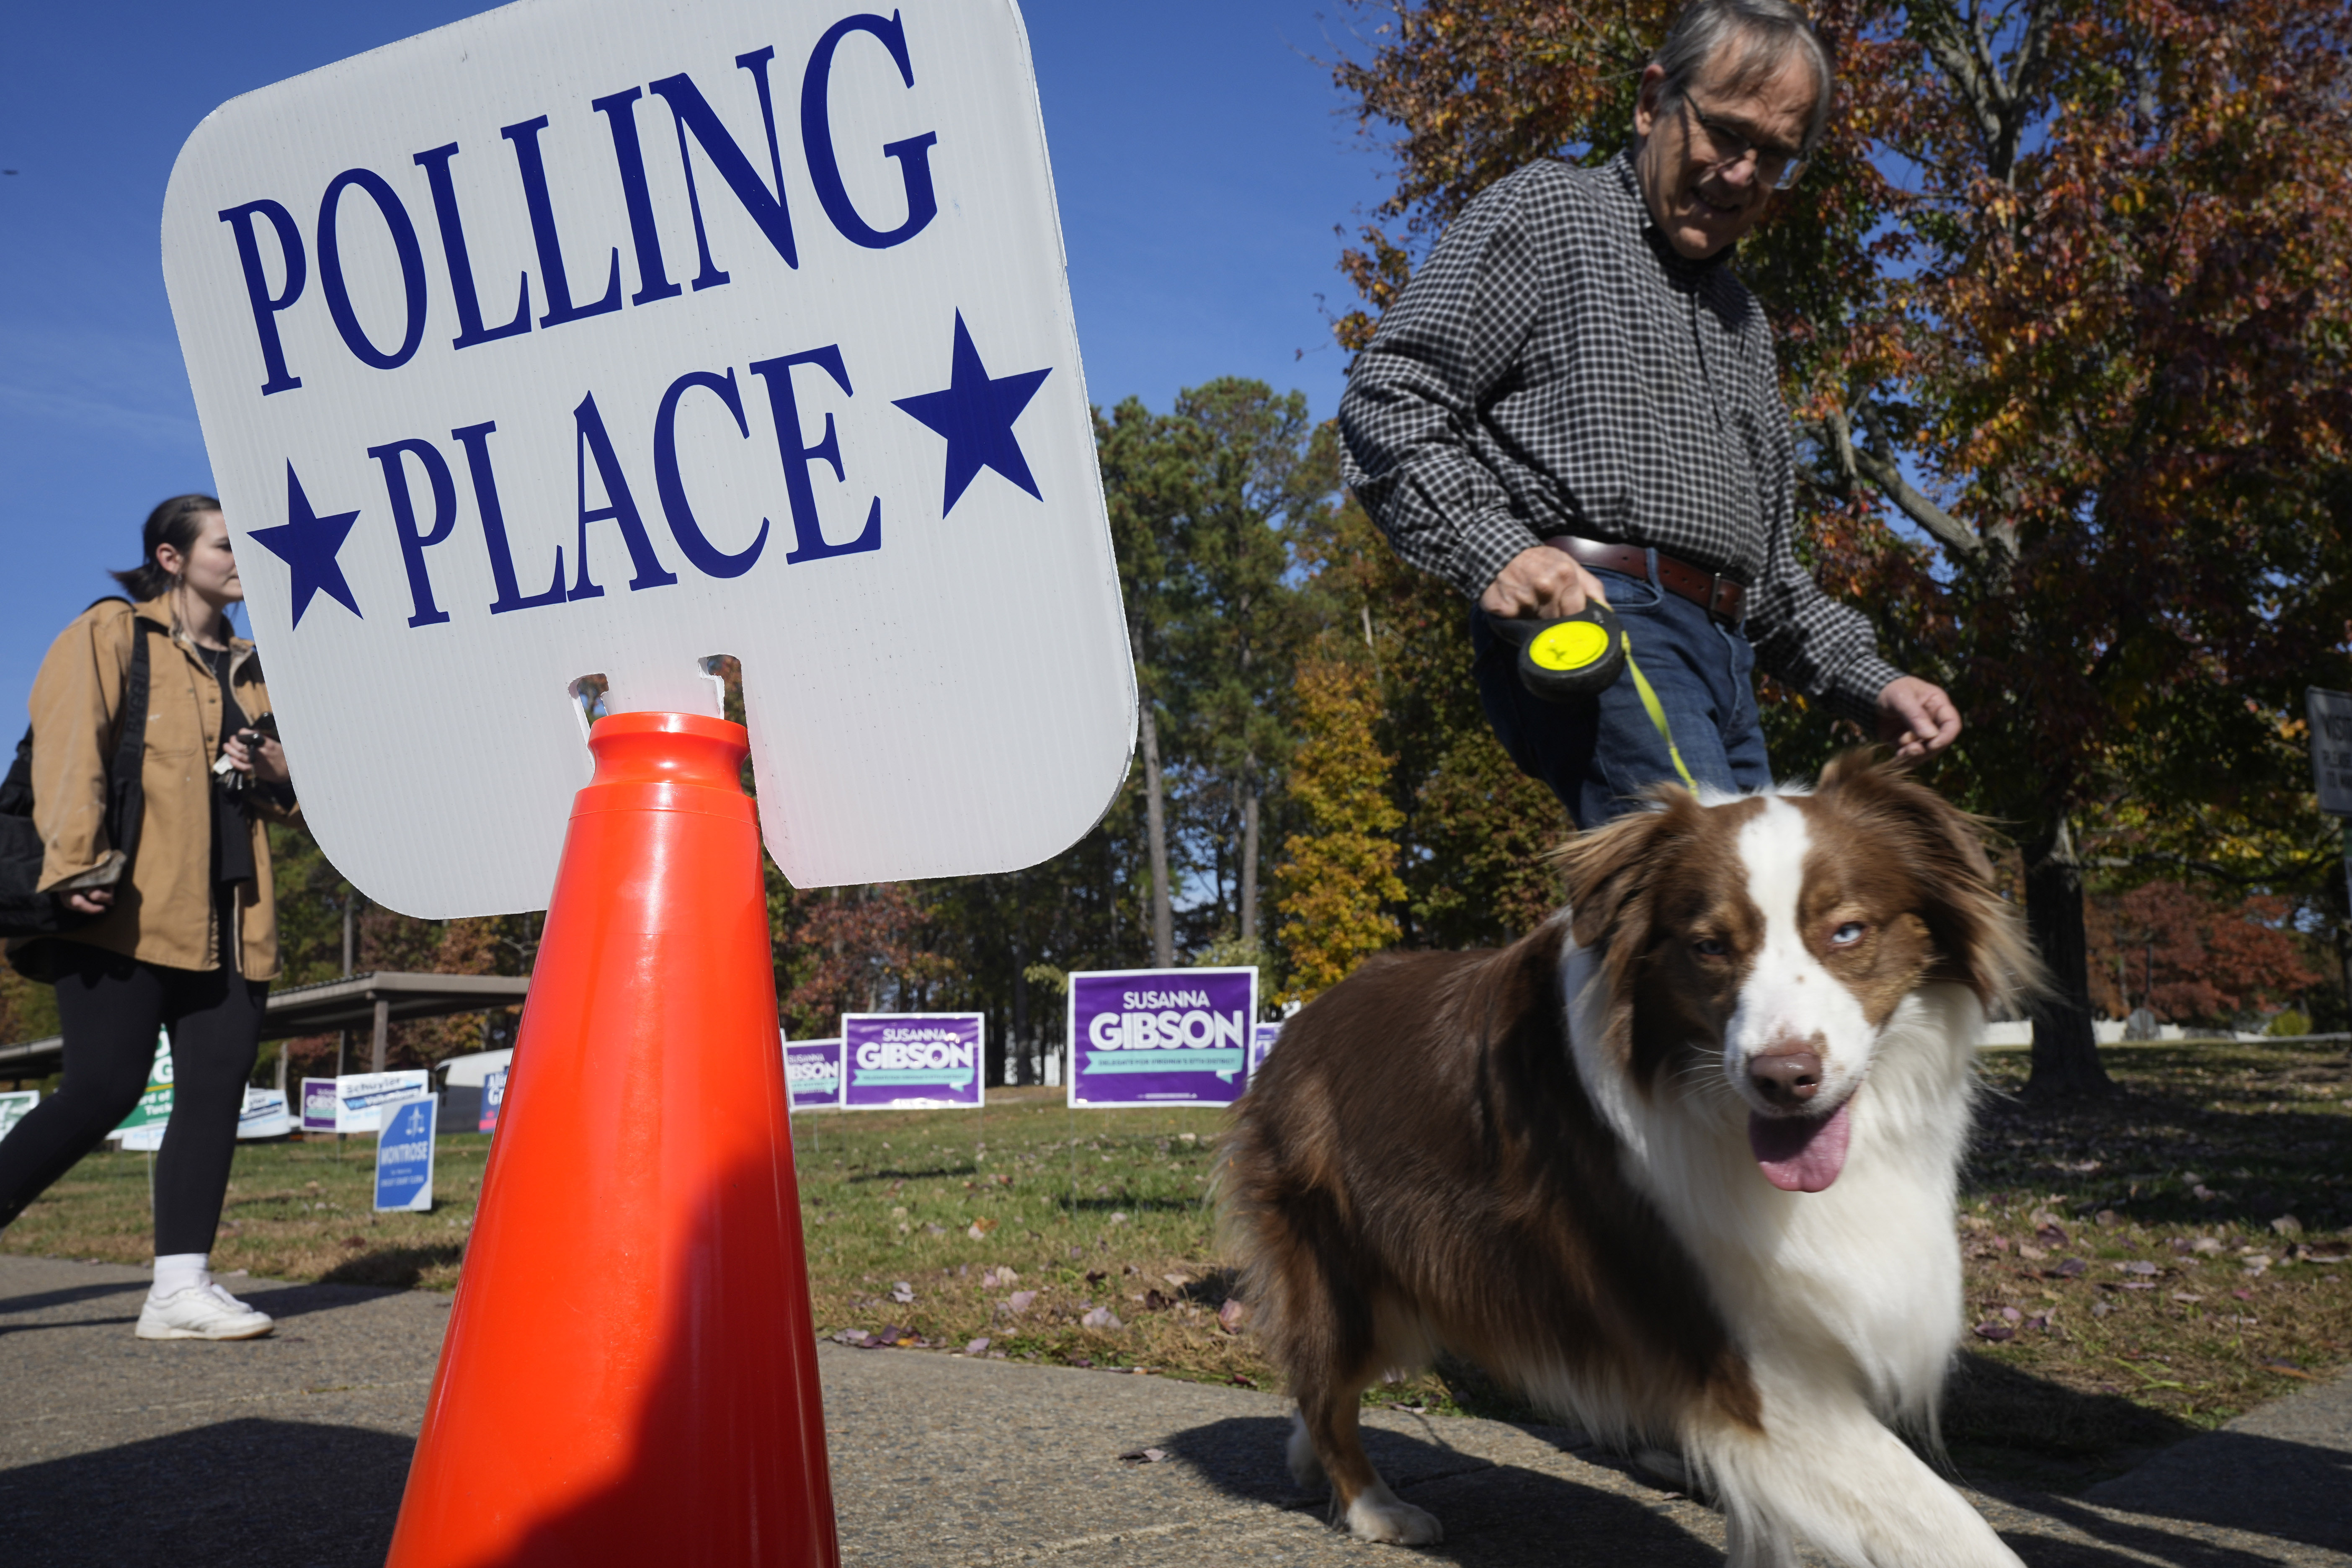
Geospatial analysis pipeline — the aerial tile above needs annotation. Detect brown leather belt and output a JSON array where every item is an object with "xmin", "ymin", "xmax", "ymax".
[{"xmin": 1543, "ymin": 534, "xmax": 1747, "ymax": 624}]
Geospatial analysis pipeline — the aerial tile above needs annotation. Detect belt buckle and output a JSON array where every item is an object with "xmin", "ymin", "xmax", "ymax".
[{"xmin": 1708, "ymin": 573, "xmax": 1738, "ymax": 624}]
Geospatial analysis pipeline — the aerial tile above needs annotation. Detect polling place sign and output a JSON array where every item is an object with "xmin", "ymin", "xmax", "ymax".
[
  {"xmin": 1066, "ymin": 968, "xmax": 1256, "ymax": 1108},
  {"xmin": 783, "ymin": 1037, "xmax": 844, "ymax": 1110},
  {"xmin": 374, "ymin": 1095, "xmax": 438, "ymax": 1212},
  {"xmin": 841, "ymin": 1014, "xmax": 981, "ymax": 1109},
  {"xmin": 162, "ymin": 0, "xmax": 1135, "ymax": 919}
]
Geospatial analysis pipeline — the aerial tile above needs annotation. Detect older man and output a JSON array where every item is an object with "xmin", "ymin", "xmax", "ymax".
[{"xmin": 1340, "ymin": 0, "xmax": 1959, "ymax": 828}]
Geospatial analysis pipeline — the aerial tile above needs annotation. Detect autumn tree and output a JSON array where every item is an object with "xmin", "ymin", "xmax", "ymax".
[
  {"xmin": 1328, "ymin": 0, "xmax": 2352, "ymax": 1094},
  {"xmin": 1275, "ymin": 651, "xmax": 1408, "ymax": 1002},
  {"xmin": 1295, "ymin": 495, "xmax": 1573, "ymax": 946},
  {"xmin": 2089, "ymin": 880, "xmax": 2321, "ymax": 1028}
]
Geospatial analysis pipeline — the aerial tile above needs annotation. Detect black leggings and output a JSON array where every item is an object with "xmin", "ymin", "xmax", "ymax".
[{"xmin": 0, "ymin": 941, "xmax": 268, "ymax": 1254}]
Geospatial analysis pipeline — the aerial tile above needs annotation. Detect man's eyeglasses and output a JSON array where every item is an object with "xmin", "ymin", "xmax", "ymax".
[{"xmin": 1676, "ymin": 95, "xmax": 1807, "ymax": 191}]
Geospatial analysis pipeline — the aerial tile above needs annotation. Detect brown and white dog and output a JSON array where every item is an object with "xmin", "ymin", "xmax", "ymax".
[{"xmin": 1218, "ymin": 756, "xmax": 2039, "ymax": 1567}]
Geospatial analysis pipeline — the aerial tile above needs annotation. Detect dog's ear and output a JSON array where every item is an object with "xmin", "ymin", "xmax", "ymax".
[
  {"xmin": 1813, "ymin": 751, "xmax": 2045, "ymax": 1012},
  {"xmin": 1557, "ymin": 791, "xmax": 1695, "ymax": 952}
]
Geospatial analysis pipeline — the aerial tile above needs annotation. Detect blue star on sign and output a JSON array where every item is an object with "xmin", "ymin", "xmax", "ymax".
[
  {"xmin": 892, "ymin": 312, "xmax": 1052, "ymax": 516},
  {"xmin": 247, "ymin": 464, "xmax": 363, "ymax": 628}
]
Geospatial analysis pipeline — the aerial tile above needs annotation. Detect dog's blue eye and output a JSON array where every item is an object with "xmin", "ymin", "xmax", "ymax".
[
  {"xmin": 1831, "ymin": 922, "xmax": 1866, "ymax": 946},
  {"xmin": 1694, "ymin": 937, "xmax": 1729, "ymax": 957}
]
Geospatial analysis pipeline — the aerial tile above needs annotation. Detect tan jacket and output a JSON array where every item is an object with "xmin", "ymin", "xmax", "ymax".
[{"xmin": 21, "ymin": 596, "xmax": 295, "ymax": 978}]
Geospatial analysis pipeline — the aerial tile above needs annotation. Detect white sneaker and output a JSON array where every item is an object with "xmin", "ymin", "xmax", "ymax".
[{"xmin": 136, "ymin": 1282, "xmax": 274, "ymax": 1341}]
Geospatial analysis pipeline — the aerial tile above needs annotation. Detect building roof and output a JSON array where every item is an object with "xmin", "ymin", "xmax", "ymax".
[{"xmin": 0, "ymin": 970, "xmax": 530, "ymax": 1079}]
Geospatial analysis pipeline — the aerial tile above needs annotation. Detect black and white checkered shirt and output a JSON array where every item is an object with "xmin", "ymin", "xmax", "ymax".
[{"xmin": 1339, "ymin": 152, "xmax": 1902, "ymax": 725}]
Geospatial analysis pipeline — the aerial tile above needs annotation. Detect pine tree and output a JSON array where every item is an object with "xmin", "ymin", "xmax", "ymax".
[{"xmin": 1274, "ymin": 653, "xmax": 1406, "ymax": 1004}]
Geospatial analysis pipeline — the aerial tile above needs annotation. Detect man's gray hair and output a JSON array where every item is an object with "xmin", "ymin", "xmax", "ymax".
[{"xmin": 1648, "ymin": 0, "xmax": 1835, "ymax": 156}]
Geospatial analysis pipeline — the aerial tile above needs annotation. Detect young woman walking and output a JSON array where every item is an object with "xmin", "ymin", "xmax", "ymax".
[{"xmin": 0, "ymin": 495, "xmax": 300, "ymax": 1338}]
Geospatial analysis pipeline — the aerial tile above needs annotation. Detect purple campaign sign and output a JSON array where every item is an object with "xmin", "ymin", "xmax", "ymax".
[
  {"xmin": 841, "ymin": 1015, "xmax": 985, "ymax": 1109},
  {"xmin": 1250, "ymin": 1022, "xmax": 1283, "ymax": 1079},
  {"xmin": 300, "ymin": 1077, "xmax": 339, "ymax": 1133},
  {"xmin": 783, "ymin": 1038, "xmax": 845, "ymax": 1111},
  {"xmin": 1067, "ymin": 968, "xmax": 1258, "ymax": 1108}
]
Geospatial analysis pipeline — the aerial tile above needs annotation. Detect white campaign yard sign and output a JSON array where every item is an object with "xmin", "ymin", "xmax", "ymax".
[
  {"xmin": 162, "ymin": 0, "xmax": 1134, "ymax": 917},
  {"xmin": 337, "ymin": 1070, "xmax": 434, "ymax": 1133},
  {"xmin": 0, "ymin": 1091, "xmax": 40, "ymax": 1140}
]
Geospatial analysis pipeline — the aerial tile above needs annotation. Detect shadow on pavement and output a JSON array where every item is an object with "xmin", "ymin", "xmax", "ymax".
[
  {"xmin": 0, "ymin": 1417, "xmax": 411, "ymax": 1568},
  {"xmin": 1157, "ymin": 1412, "xmax": 1727, "ymax": 1565},
  {"xmin": 2074, "ymin": 1428, "xmax": 2352, "ymax": 1555},
  {"xmin": 229, "ymin": 1279, "xmax": 418, "ymax": 1323},
  {"xmin": 0, "ymin": 1311, "xmax": 142, "ymax": 1337},
  {"xmin": 1163, "ymin": 1411, "xmax": 2316, "ymax": 1568},
  {"xmin": 0, "ymin": 1278, "xmax": 148, "ymax": 1317}
]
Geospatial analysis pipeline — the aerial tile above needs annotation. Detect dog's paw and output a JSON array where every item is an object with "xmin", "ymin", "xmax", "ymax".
[
  {"xmin": 1286, "ymin": 1413, "xmax": 1328, "ymax": 1489},
  {"xmin": 1346, "ymin": 1488, "xmax": 1444, "ymax": 1546}
]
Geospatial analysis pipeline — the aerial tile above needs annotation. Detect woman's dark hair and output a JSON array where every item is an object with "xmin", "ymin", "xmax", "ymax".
[{"xmin": 111, "ymin": 494, "xmax": 222, "ymax": 601}]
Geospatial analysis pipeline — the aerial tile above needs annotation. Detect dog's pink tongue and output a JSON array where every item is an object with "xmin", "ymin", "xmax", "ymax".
[{"xmin": 1748, "ymin": 1101, "xmax": 1852, "ymax": 1192}]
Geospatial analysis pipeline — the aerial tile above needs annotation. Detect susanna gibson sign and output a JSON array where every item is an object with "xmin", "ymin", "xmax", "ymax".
[{"xmin": 163, "ymin": 0, "xmax": 1135, "ymax": 917}]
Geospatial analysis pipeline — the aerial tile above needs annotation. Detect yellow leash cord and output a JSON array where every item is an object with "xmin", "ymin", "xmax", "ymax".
[{"xmin": 1621, "ymin": 638, "xmax": 1700, "ymax": 794}]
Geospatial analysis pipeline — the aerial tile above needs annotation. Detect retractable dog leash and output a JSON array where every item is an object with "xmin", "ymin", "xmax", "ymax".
[{"xmin": 1484, "ymin": 603, "xmax": 1700, "ymax": 793}]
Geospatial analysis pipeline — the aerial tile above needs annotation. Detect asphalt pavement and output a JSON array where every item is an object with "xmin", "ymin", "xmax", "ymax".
[{"xmin": 3, "ymin": 1252, "xmax": 2346, "ymax": 1566}]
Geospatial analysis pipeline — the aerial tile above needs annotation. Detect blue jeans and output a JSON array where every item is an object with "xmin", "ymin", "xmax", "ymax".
[{"xmin": 1471, "ymin": 563, "xmax": 1772, "ymax": 828}]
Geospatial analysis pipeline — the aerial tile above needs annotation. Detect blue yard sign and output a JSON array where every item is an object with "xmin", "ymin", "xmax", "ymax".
[{"xmin": 374, "ymin": 1095, "xmax": 438, "ymax": 1212}]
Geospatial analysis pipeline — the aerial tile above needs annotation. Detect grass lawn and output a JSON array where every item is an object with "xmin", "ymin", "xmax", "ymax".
[{"xmin": 5, "ymin": 1039, "xmax": 2346, "ymax": 1493}]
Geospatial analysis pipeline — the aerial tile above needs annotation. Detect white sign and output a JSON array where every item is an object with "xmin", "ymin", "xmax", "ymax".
[
  {"xmin": 336, "ymin": 1070, "xmax": 433, "ymax": 1132},
  {"xmin": 237, "ymin": 1088, "xmax": 296, "ymax": 1140},
  {"xmin": 2310, "ymin": 689, "xmax": 2352, "ymax": 816},
  {"xmin": 374, "ymin": 1095, "xmax": 438, "ymax": 1212},
  {"xmin": 162, "ymin": 0, "xmax": 1134, "ymax": 918},
  {"xmin": 0, "ymin": 1091, "xmax": 36, "ymax": 1140},
  {"xmin": 119, "ymin": 1124, "xmax": 168, "ymax": 1153}
]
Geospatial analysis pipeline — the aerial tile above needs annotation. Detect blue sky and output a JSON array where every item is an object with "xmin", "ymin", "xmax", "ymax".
[{"xmin": 0, "ymin": 0, "xmax": 1395, "ymax": 709}]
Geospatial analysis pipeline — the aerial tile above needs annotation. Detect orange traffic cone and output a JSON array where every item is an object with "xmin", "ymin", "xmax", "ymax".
[{"xmin": 385, "ymin": 711, "xmax": 837, "ymax": 1568}]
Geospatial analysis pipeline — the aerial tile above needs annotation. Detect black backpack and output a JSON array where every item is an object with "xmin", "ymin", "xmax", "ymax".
[{"xmin": 0, "ymin": 600, "xmax": 157, "ymax": 942}]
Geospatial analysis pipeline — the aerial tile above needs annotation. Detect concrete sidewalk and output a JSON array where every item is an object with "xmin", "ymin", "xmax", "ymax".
[{"xmin": 3, "ymin": 1253, "xmax": 2346, "ymax": 1567}]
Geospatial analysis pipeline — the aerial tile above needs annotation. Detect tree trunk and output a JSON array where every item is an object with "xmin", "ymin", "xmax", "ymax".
[
  {"xmin": 2024, "ymin": 815, "xmax": 2114, "ymax": 1098},
  {"xmin": 1011, "ymin": 934, "xmax": 1030, "ymax": 1087},
  {"xmin": 1240, "ymin": 785, "xmax": 1261, "ymax": 946},
  {"xmin": 1140, "ymin": 704, "xmax": 1174, "ymax": 967}
]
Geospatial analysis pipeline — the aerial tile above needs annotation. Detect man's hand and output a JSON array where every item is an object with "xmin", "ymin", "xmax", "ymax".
[
  {"xmin": 1875, "ymin": 676, "xmax": 1962, "ymax": 761},
  {"xmin": 64, "ymin": 887, "xmax": 115, "ymax": 917},
  {"xmin": 1479, "ymin": 547, "xmax": 1611, "ymax": 622}
]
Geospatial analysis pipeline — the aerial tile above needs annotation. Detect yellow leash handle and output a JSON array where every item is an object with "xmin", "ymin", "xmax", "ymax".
[{"xmin": 1491, "ymin": 606, "xmax": 1698, "ymax": 795}]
